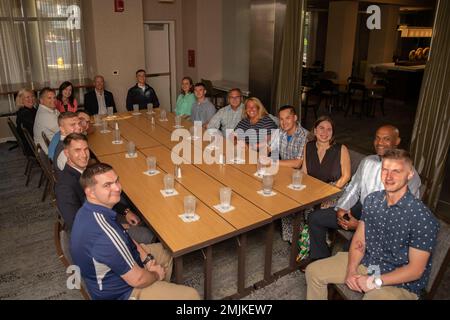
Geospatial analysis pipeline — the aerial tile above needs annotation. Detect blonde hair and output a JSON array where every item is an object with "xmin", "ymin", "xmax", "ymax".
[
  {"xmin": 243, "ymin": 97, "xmax": 268, "ymax": 121},
  {"xmin": 15, "ymin": 89, "xmax": 36, "ymax": 110}
]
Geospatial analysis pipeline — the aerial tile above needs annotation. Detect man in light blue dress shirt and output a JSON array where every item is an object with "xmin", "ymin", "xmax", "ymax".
[{"xmin": 207, "ymin": 88, "xmax": 244, "ymax": 136}]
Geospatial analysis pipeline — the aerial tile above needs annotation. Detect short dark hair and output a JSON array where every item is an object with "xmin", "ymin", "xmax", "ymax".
[
  {"xmin": 278, "ymin": 105, "xmax": 297, "ymax": 116},
  {"xmin": 382, "ymin": 149, "xmax": 413, "ymax": 168},
  {"xmin": 58, "ymin": 111, "xmax": 79, "ymax": 126},
  {"xmin": 136, "ymin": 69, "xmax": 146, "ymax": 75},
  {"xmin": 63, "ymin": 133, "xmax": 88, "ymax": 149},
  {"xmin": 194, "ymin": 82, "xmax": 206, "ymax": 90},
  {"xmin": 80, "ymin": 163, "xmax": 113, "ymax": 190},
  {"xmin": 39, "ymin": 87, "xmax": 55, "ymax": 99}
]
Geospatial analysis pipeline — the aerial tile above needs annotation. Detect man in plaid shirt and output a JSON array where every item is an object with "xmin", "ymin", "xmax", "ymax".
[{"xmin": 271, "ymin": 105, "xmax": 309, "ymax": 168}]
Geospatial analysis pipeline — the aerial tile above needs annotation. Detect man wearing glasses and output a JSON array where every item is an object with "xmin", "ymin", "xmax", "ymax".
[{"xmin": 207, "ymin": 88, "xmax": 244, "ymax": 136}]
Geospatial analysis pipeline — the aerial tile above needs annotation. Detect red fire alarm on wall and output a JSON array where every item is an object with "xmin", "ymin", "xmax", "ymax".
[
  {"xmin": 114, "ymin": 0, "xmax": 124, "ymax": 12},
  {"xmin": 188, "ymin": 50, "xmax": 195, "ymax": 68}
]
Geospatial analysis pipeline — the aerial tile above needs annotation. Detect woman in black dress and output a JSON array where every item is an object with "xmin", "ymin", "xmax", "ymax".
[{"xmin": 303, "ymin": 115, "xmax": 351, "ymax": 203}]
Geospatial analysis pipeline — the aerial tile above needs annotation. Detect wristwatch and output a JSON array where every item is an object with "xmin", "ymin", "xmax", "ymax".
[
  {"xmin": 374, "ymin": 276, "xmax": 383, "ymax": 289},
  {"xmin": 142, "ymin": 253, "xmax": 155, "ymax": 266}
]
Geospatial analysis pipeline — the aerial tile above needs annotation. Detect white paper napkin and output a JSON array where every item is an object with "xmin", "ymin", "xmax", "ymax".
[
  {"xmin": 178, "ymin": 214, "xmax": 200, "ymax": 223},
  {"xmin": 159, "ymin": 189, "xmax": 179, "ymax": 197},
  {"xmin": 132, "ymin": 112, "xmax": 142, "ymax": 116},
  {"xmin": 213, "ymin": 204, "xmax": 235, "ymax": 213},
  {"xmin": 143, "ymin": 170, "xmax": 161, "ymax": 177},
  {"xmin": 125, "ymin": 153, "xmax": 138, "ymax": 159},
  {"xmin": 257, "ymin": 190, "xmax": 277, "ymax": 197},
  {"xmin": 287, "ymin": 184, "xmax": 306, "ymax": 191}
]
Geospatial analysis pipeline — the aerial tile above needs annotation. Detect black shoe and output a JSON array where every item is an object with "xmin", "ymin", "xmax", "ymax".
[{"xmin": 297, "ymin": 257, "xmax": 317, "ymax": 273}]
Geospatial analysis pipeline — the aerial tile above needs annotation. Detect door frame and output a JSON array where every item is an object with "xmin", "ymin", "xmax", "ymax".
[{"xmin": 143, "ymin": 20, "xmax": 177, "ymax": 112}]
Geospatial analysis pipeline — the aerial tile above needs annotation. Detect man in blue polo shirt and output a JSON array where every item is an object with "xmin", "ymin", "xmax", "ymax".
[
  {"xmin": 70, "ymin": 163, "xmax": 200, "ymax": 300},
  {"xmin": 305, "ymin": 149, "xmax": 439, "ymax": 300}
]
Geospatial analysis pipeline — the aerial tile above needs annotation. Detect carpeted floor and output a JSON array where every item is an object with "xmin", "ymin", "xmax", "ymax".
[{"xmin": 0, "ymin": 142, "xmax": 448, "ymax": 300}]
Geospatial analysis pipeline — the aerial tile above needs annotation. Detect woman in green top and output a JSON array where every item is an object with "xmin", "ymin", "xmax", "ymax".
[{"xmin": 176, "ymin": 76, "xmax": 196, "ymax": 116}]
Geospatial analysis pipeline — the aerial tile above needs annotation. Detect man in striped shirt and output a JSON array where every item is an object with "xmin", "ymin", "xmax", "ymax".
[{"xmin": 70, "ymin": 163, "xmax": 200, "ymax": 300}]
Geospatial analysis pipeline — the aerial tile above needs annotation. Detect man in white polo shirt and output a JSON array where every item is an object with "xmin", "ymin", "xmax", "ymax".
[{"xmin": 33, "ymin": 87, "xmax": 60, "ymax": 154}]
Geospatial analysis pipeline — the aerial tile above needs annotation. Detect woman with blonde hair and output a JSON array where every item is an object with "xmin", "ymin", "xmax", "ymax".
[
  {"xmin": 234, "ymin": 97, "xmax": 277, "ymax": 147},
  {"xmin": 15, "ymin": 89, "xmax": 37, "ymax": 155}
]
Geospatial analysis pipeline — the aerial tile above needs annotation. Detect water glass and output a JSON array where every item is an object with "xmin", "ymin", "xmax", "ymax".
[
  {"xmin": 107, "ymin": 107, "xmax": 114, "ymax": 117},
  {"xmin": 113, "ymin": 128, "xmax": 121, "ymax": 143},
  {"xmin": 147, "ymin": 103, "xmax": 154, "ymax": 114},
  {"xmin": 160, "ymin": 109, "xmax": 167, "ymax": 121},
  {"xmin": 101, "ymin": 120, "xmax": 108, "ymax": 133},
  {"xmin": 262, "ymin": 175, "xmax": 274, "ymax": 195},
  {"xmin": 127, "ymin": 141, "xmax": 136, "ymax": 156},
  {"xmin": 146, "ymin": 156, "xmax": 157, "ymax": 174},
  {"xmin": 163, "ymin": 174, "xmax": 175, "ymax": 194},
  {"xmin": 219, "ymin": 187, "xmax": 232, "ymax": 210},
  {"xmin": 184, "ymin": 195, "xmax": 196, "ymax": 219},
  {"xmin": 175, "ymin": 115, "xmax": 182, "ymax": 127},
  {"xmin": 94, "ymin": 114, "xmax": 100, "ymax": 125},
  {"xmin": 292, "ymin": 169, "xmax": 303, "ymax": 189},
  {"xmin": 133, "ymin": 104, "xmax": 139, "ymax": 114}
]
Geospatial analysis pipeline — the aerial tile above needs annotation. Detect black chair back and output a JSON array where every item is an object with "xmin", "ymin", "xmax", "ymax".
[{"xmin": 7, "ymin": 117, "xmax": 27, "ymax": 156}]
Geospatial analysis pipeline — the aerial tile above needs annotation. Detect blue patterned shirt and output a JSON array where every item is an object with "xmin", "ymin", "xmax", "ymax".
[
  {"xmin": 272, "ymin": 123, "xmax": 308, "ymax": 160},
  {"xmin": 361, "ymin": 190, "xmax": 439, "ymax": 296}
]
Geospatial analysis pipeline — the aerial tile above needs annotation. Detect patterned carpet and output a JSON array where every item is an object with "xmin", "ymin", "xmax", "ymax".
[{"xmin": 0, "ymin": 142, "xmax": 448, "ymax": 300}]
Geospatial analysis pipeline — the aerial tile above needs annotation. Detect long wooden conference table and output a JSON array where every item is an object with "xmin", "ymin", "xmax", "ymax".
[{"xmin": 88, "ymin": 110, "xmax": 341, "ymax": 299}]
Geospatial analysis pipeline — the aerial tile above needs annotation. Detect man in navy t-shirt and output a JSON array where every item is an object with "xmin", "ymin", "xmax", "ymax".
[{"xmin": 70, "ymin": 163, "xmax": 199, "ymax": 300}]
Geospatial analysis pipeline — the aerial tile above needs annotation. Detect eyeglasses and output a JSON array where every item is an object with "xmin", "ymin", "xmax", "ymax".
[{"xmin": 229, "ymin": 96, "xmax": 242, "ymax": 100}]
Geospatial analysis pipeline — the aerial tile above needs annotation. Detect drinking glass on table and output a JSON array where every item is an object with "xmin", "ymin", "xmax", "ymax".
[
  {"xmin": 292, "ymin": 169, "xmax": 303, "ymax": 189},
  {"xmin": 219, "ymin": 187, "xmax": 232, "ymax": 210},
  {"xmin": 184, "ymin": 195, "xmax": 196, "ymax": 220},
  {"xmin": 160, "ymin": 109, "xmax": 167, "ymax": 121},
  {"xmin": 133, "ymin": 104, "xmax": 139, "ymax": 114},
  {"xmin": 175, "ymin": 115, "xmax": 182, "ymax": 128},
  {"xmin": 101, "ymin": 120, "xmax": 108, "ymax": 133},
  {"xmin": 93, "ymin": 114, "xmax": 100, "ymax": 126},
  {"xmin": 107, "ymin": 107, "xmax": 114, "ymax": 117},
  {"xmin": 163, "ymin": 174, "xmax": 175, "ymax": 194},
  {"xmin": 146, "ymin": 156, "xmax": 157, "ymax": 174},
  {"xmin": 127, "ymin": 141, "xmax": 136, "ymax": 157},
  {"xmin": 262, "ymin": 174, "xmax": 274, "ymax": 195},
  {"xmin": 147, "ymin": 103, "xmax": 154, "ymax": 114}
]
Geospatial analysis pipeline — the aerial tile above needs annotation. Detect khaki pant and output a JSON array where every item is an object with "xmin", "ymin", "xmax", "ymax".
[
  {"xmin": 130, "ymin": 243, "xmax": 200, "ymax": 300},
  {"xmin": 305, "ymin": 252, "xmax": 418, "ymax": 300}
]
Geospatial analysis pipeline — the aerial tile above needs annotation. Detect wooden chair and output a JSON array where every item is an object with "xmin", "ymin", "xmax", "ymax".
[
  {"xmin": 21, "ymin": 126, "xmax": 45, "ymax": 187},
  {"xmin": 41, "ymin": 131, "xmax": 51, "ymax": 148},
  {"xmin": 54, "ymin": 214, "xmax": 91, "ymax": 300},
  {"xmin": 301, "ymin": 85, "xmax": 322, "ymax": 127},
  {"xmin": 7, "ymin": 118, "xmax": 40, "ymax": 186},
  {"xmin": 345, "ymin": 83, "xmax": 368, "ymax": 118},
  {"xmin": 330, "ymin": 219, "xmax": 450, "ymax": 300},
  {"xmin": 36, "ymin": 144, "xmax": 57, "ymax": 202}
]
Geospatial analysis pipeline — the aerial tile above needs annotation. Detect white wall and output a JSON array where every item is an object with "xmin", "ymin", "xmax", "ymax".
[{"xmin": 83, "ymin": 0, "xmax": 145, "ymax": 112}]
